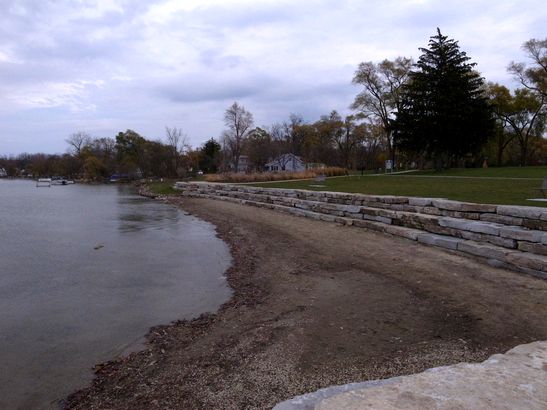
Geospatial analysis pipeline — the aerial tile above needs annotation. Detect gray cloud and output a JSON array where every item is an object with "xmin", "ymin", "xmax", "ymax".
[{"xmin": 1, "ymin": 0, "xmax": 546, "ymax": 154}]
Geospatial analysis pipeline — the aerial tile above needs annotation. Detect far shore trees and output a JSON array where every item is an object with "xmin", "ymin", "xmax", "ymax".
[
  {"xmin": 65, "ymin": 131, "xmax": 92, "ymax": 157},
  {"xmin": 395, "ymin": 29, "xmax": 494, "ymax": 169}
]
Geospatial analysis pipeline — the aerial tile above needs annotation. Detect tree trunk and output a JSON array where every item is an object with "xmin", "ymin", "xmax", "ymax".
[
  {"xmin": 520, "ymin": 144, "xmax": 528, "ymax": 166},
  {"xmin": 496, "ymin": 144, "xmax": 503, "ymax": 166}
]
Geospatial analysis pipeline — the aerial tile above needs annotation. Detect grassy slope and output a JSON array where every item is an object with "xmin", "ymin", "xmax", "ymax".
[
  {"xmin": 252, "ymin": 166, "xmax": 547, "ymax": 207},
  {"xmin": 411, "ymin": 166, "xmax": 547, "ymax": 179},
  {"xmin": 147, "ymin": 180, "xmax": 178, "ymax": 195}
]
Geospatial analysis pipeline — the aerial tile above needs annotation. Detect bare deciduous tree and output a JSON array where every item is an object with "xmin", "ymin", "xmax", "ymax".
[
  {"xmin": 509, "ymin": 38, "xmax": 547, "ymax": 97},
  {"xmin": 351, "ymin": 57, "xmax": 412, "ymax": 164},
  {"xmin": 222, "ymin": 102, "xmax": 254, "ymax": 172},
  {"xmin": 507, "ymin": 38, "xmax": 547, "ymax": 165},
  {"xmin": 65, "ymin": 131, "xmax": 91, "ymax": 157},
  {"xmin": 165, "ymin": 126, "xmax": 189, "ymax": 175}
]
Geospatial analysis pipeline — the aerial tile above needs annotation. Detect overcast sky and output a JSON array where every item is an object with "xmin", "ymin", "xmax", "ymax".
[{"xmin": 1, "ymin": 0, "xmax": 545, "ymax": 154}]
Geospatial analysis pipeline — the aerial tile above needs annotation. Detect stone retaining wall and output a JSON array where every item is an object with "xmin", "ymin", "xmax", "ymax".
[{"xmin": 175, "ymin": 182, "xmax": 547, "ymax": 278}]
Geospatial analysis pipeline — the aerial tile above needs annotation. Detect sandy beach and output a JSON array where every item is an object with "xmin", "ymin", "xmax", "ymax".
[{"xmin": 64, "ymin": 197, "xmax": 547, "ymax": 409}]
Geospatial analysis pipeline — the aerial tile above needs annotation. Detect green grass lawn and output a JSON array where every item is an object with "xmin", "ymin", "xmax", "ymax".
[
  {"xmin": 411, "ymin": 166, "xmax": 547, "ymax": 179},
  {"xmin": 147, "ymin": 175, "xmax": 209, "ymax": 195},
  {"xmin": 251, "ymin": 166, "xmax": 547, "ymax": 207},
  {"xmin": 147, "ymin": 179, "xmax": 178, "ymax": 195}
]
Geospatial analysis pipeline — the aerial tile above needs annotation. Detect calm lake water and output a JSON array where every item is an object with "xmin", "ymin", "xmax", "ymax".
[{"xmin": 0, "ymin": 179, "xmax": 232, "ymax": 409}]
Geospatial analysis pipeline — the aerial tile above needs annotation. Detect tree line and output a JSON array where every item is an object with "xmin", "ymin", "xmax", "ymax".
[{"xmin": 1, "ymin": 29, "xmax": 545, "ymax": 178}]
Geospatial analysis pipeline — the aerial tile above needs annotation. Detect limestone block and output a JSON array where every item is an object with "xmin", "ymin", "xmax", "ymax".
[
  {"xmin": 416, "ymin": 233, "xmax": 461, "ymax": 250},
  {"xmin": 439, "ymin": 209, "xmax": 456, "ymax": 218},
  {"xmin": 421, "ymin": 206, "xmax": 442, "ymax": 216},
  {"xmin": 518, "ymin": 241, "xmax": 547, "ymax": 256},
  {"xmin": 480, "ymin": 213, "xmax": 524, "ymax": 226},
  {"xmin": 438, "ymin": 218, "xmax": 501, "ymax": 236},
  {"xmin": 286, "ymin": 207, "xmax": 309, "ymax": 218},
  {"xmin": 351, "ymin": 194, "xmax": 378, "ymax": 203},
  {"xmin": 522, "ymin": 218, "xmax": 547, "ymax": 231},
  {"xmin": 509, "ymin": 264, "xmax": 547, "ymax": 279},
  {"xmin": 393, "ymin": 212, "xmax": 441, "ymax": 231},
  {"xmin": 506, "ymin": 252, "xmax": 547, "ymax": 272},
  {"xmin": 303, "ymin": 210, "xmax": 322, "ymax": 220},
  {"xmin": 352, "ymin": 219, "xmax": 386, "ymax": 232},
  {"xmin": 497, "ymin": 205, "xmax": 543, "ymax": 220},
  {"xmin": 384, "ymin": 225, "xmax": 421, "ymax": 240},
  {"xmin": 388, "ymin": 204, "xmax": 405, "ymax": 211},
  {"xmin": 324, "ymin": 192, "xmax": 350, "ymax": 200},
  {"xmin": 326, "ymin": 209, "xmax": 345, "ymax": 217},
  {"xmin": 408, "ymin": 197, "xmax": 435, "ymax": 207},
  {"xmin": 437, "ymin": 209, "xmax": 481, "ymax": 221},
  {"xmin": 457, "ymin": 241, "xmax": 512, "ymax": 260},
  {"xmin": 499, "ymin": 226, "xmax": 543, "ymax": 242},
  {"xmin": 342, "ymin": 204, "xmax": 361, "ymax": 213},
  {"xmin": 423, "ymin": 224, "xmax": 462, "ymax": 237},
  {"xmin": 363, "ymin": 201, "xmax": 393, "ymax": 210},
  {"xmin": 453, "ymin": 211, "xmax": 481, "ymax": 220},
  {"xmin": 380, "ymin": 196, "xmax": 409, "ymax": 204},
  {"xmin": 319, "ymin": 214, "xmax": 338, "ymax": 222},
  {"xmin": 317, "ymin": 203, "xmax": 356, "ymax": 215},
  {"xmin": 343, "ymin": 211, "xmax": 363, "ymax": 220},
  {"xmin": 335, "ymin": 217, "xmax": 354, "ymax": 226},
  {"xmin": 360, "ymin": 215, "xmax": 392, "ymax": 224},
  {"xmin": 402, "ymin": 205, "xmax": 421, "ymax": 213},
  {"xmin": 432, "ymin": 199, "xmax": 497, "ymax": 213},
  {"xmin": 459, "ymin": 231, "xmax": 517, "ymax": 249},
  {"xmin": 360, "ymin": 207, "xmax": 395, "ymax": 218},
  {"xmin": 312, "ymin": 341, "xmax": 547, "ymax": 410}
]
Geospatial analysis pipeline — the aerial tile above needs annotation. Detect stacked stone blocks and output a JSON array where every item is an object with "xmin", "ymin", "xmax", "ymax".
[{"xmin": 175, "ymin": 182, "xmax": 547, "ymax": 278}]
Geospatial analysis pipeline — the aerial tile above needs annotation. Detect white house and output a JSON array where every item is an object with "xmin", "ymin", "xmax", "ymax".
[
  {"xmin": 0, "ymin": 168, "xmax": 7, "ymax": 177},
  {"xmin": 236, "ymin": 155, "xmax": 250, "ymax": 173},
  {"xmin": 264, "ymin": 153, "xmax": 305, "ymax": 172}
]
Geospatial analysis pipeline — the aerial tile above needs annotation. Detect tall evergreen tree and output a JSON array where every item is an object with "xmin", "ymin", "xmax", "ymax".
[{"xmin": 395, "ymin": 29, "xmax": 494, "ymax": 167}]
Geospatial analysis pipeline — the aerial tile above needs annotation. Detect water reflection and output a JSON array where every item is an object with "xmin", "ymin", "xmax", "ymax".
[
  {"xmin": 116, "ymin": 187, "xmax": 180, "ymax": 232},
  {"xmin": 0, "ymin": 180, "xmax": 231, "ymax": 409}
]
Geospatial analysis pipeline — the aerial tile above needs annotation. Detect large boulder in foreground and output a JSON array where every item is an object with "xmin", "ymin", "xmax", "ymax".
[{"xmin": 275, "ymin": 340, "xmax": 547, "ymax": 410}]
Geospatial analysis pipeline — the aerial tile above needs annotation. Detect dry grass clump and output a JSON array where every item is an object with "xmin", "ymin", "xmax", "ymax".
[{"xmin": 205, "ymin": 167, "xmax": 347, "ymax": 183}]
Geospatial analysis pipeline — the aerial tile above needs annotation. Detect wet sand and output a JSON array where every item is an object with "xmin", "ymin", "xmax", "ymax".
[{"xmin": 65, "ymin": 197, "xmax": 547, "ymax": 409}]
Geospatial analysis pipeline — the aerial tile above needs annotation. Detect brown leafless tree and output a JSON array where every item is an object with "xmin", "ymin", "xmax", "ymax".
[
  {"xmin": 65, "ymin": 131, "xmax": 92, "ymax": 157},
  {"xmin": 351, "ymin": 57, "xmax": 412, "ymax": 164},
  {"xmin": 222, "ymin": 102, "xmax": 254, "ymax": 171},
  {"xmin": 509, "ymin": 38, "xmax": 547, "ymax": 98},
  {"xmin": 165, "ymin": 126, "xmax": 189, "ymax": 175}
]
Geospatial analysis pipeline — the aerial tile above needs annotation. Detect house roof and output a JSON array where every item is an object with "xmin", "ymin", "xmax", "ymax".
[{"xmin": 265, "ymin": 153, "xmax": 304, "ymax": 167}]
